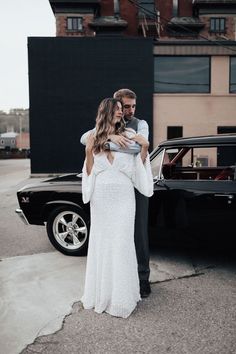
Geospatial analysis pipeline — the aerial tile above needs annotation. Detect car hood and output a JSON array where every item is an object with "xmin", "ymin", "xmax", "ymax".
[
  {"xmin": 44, "ymin": 173, "xmax": 82, "ymax": 183},
  {"xmin": 17, "ymin": 173, "xmax": 82, "ymax": 193}
]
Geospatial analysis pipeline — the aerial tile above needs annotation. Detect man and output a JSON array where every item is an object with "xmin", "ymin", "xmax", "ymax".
[{"xmin": 80, "ymin": 89, "xmax": 151, "ymax": 298}]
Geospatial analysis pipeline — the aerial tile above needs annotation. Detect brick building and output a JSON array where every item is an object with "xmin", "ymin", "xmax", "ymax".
[
  {"xmin": 49, "ymin": 0, "xmax": 236, "ymax": 41},
  {"xmin": 47, "ymin": 0, "xmax": 236, "ymax": 148}
]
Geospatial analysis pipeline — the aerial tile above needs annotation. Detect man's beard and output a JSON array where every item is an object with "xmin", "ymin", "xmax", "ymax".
[{"xmin": 124, "ymin": 114, "xmax": 133, "ymax": 121}]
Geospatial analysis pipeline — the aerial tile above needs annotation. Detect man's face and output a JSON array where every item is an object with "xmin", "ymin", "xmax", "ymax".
[{"xmin": 121, "ymin": 97, "xmax": 136, "ymax": 120}]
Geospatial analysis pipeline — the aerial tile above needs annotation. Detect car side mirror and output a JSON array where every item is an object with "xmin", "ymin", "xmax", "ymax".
[
  {"xmin": 154, "ymin": 177, "xmax": 166, "ymax": 185},
  {"xmin": 153, "ymin": 176, "xmax": 158, "ymax": 183}
]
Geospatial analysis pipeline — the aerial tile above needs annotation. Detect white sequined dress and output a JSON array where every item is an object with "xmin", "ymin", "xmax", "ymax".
[{"xmin": 81, "ymin": 151, "xmax": 153, "ymax": 318}]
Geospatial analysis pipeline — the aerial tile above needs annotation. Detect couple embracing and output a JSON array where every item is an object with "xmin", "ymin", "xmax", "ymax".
[{"xmin": 80, "ymin": 89, "xmax": 153, "ymax": 318}]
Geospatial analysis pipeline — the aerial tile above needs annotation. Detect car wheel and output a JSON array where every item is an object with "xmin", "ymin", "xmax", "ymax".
[{"xmin": 46, "ymin": 205, "xmax": 89, "ymax": 256}]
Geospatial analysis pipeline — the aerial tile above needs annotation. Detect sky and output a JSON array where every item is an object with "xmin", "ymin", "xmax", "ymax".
[{"xmin": 0, "ymin": 0, "xmax": 55, "ymax": 112}]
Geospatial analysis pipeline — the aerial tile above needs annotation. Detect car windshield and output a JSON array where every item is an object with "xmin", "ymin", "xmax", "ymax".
[{"xmin": 151, "ymin": 150, "xmax": 164, "ymax": 179}]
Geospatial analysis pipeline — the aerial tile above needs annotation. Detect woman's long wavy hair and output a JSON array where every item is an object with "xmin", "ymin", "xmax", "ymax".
[{"xmin": 93, "ymin": 98, "xmax": 125, "ymax": 153}]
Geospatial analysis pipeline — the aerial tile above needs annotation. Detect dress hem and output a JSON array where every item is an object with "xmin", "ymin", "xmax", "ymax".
[{"xmin": 81, "ymin": 297, "xmax": 141, "ymax": 319}]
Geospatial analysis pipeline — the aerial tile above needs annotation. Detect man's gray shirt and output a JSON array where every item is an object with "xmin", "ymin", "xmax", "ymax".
[{"xmin": 80, "ymin": 117, "xmax": 149, "ymax": 154}]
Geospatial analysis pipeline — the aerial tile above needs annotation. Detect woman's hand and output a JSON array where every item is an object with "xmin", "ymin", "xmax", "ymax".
[{"xmin": 108, "ymin": 134, "xmax": 131, "ymax": 148}]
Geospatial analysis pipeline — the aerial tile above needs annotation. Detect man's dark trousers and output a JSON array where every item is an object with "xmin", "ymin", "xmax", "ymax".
[{"xmin": 134, "ymin": 189, "xmax": 150, "ymax": 282}]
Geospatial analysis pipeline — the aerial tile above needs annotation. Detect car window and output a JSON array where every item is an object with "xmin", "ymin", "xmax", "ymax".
[{"xmin": 161, "ymin": 146, "xmax": 236, "ymax": 181}]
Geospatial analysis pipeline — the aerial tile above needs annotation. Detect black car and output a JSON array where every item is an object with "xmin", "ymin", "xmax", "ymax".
[{"xmin": 16, "ymin": 134, "xmax": 236, "ymax": 256}]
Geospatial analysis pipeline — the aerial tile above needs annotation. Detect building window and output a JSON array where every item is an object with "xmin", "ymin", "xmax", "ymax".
[
  {"xmin": 67, "ymin": 17, "xmax": 83, "ymax": 32},
  {"xmin": 210, "ymin": 18, "xmax": 226, "ymax": 33},
  {"xmin": 138, "ymin": 0, "xmax": 155, "ymax": 19},
  {"xmin": 230, "ymin": 57, "xmax": 236, "ymax": 93},
  {"xmin": 173, "ymin": 0, "xmax": 178, "ymax": 17},
  {"xmin": 154, "ymin": 56, "xmax": 210, "ymax": 93},
  {"xmin": 167, "ymin": 126, "xmax": 183, "ymax": 140}
]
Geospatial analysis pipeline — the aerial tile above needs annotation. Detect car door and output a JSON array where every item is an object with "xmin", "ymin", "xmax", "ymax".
[
  {"xmin": 166, "ymin": 179, "xmax": 236, "ymax": 242},
  {"xmin": 149, "ymin": 144, "xmax": 236, "ymax": 244},
  {"xmin": 181, "ymin": 146, "xmax": 236, "ymax": 241},
  {"xmin": 150, "ymin": 178, "xmax": 198, "ymax": 241},
  {"xmin": 149, "ymin": 147, "xmax": 192, "ymax": 241},
  {"xmin": 190, "ymin": 176, "xmax": 236, "ymax": 242}
]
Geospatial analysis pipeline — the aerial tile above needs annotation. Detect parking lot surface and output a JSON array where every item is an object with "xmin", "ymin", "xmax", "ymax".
[{"xmin": 0, "ymin": 159, "xmax": 235, "ymax": 354}]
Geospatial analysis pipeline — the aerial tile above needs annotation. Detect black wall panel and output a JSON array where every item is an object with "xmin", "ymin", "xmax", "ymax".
[{"xmin": 28, "ymin": 37, "xmax": 153, "ymax": 174}]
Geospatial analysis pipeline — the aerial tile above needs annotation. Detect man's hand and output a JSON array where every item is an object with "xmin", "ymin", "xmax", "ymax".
[
  {"xmin": 131, "ymin": 134, "xmax": 149, "ymax": 162},
  {"xmin": 108, "ymin": 134, "xmax": 131, "ymax": 148}
]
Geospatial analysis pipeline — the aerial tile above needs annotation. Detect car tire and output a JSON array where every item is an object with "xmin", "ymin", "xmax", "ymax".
[{"xmin": 46, "ymin": 205, "xmax": 89, "ymax": 256}]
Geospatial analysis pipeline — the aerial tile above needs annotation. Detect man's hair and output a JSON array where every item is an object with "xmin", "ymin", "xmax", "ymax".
[{"xmin": 113, "ymin": 88, "xmax": 137, "ymax": 101}]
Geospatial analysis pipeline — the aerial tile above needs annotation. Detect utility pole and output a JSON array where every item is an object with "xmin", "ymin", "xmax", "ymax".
[{"xmin": 16, "ymin": 112, "xmax": 23, "ymax": 150}]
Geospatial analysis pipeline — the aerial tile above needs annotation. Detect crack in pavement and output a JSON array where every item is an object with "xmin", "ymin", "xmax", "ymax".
[
  {"xmin": 151, "ymin": 271, "xmax": 205, "ymax": 284},
  {"xmin": 20, "ymin": 301, "xmax": 83, "ymax": 354}
]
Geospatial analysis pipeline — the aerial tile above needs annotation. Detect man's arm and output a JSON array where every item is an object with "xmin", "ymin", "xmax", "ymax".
[
  {"xmin": 80, "ymin": 127, "xmax": 142, "ymax": 154},
  {"xmin": 108, "ymin": 132, "xmax": 141, "ymax": 153},
  {"xmin": 80, "ymin": 128, "xmax": 96, "ymax": 146},
  {"xmin": 107, "ymin": 120, "xmax": 149, "ymax": 154},
  {"xmin": 106, "ymin": 141, "xmax": 141, "ymax": 154}
]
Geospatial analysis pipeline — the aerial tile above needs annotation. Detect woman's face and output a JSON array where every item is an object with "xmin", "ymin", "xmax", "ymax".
[{"xmin": 113, "ymin": 102, "xmax": 123, "ymax": 124}]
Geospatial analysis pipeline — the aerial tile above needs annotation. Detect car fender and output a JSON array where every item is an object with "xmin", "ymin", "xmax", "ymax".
[{"xmin": 42, "ymin": 200, "xmax": 88, "ymax": 222}]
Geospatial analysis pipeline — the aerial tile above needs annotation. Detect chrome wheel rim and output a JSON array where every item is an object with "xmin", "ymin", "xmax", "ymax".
[{"xmin": 52, "ymin": 210, "xmax": 88, "ymax": 250}]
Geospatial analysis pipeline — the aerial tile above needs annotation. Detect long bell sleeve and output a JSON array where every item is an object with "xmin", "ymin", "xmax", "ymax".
[
  {"xmin": 132, "ymin": 153, "xmax": 154, "ymax": 197},
  {"xmin": 82, "ymin": 159, "xmax": 96, "ymax": 204}
]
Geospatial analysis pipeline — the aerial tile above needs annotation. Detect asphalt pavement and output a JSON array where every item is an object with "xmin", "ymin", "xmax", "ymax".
[
  {"xmin": 21, "ymin": 266, "xmax": 236, "ymax": 354},
  {"xmin": 0, "ymin": 159, "xmax": 235, "ymax": 354}
]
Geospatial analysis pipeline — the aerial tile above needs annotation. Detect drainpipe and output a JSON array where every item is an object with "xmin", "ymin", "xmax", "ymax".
[{"xmin": 114, "ymin": 0, "xmax": 120, "ymax": 18}]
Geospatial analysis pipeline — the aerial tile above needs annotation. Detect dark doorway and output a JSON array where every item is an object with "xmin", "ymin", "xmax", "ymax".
[{"xmin": 217, "ymin": 126, "xmax": 236, "ymax": 166}]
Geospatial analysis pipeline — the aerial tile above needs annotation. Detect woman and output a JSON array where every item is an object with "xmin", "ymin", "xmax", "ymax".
[{"xmin": 81, "ymin": 98, "xmax": 153, "ymax": 318}]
